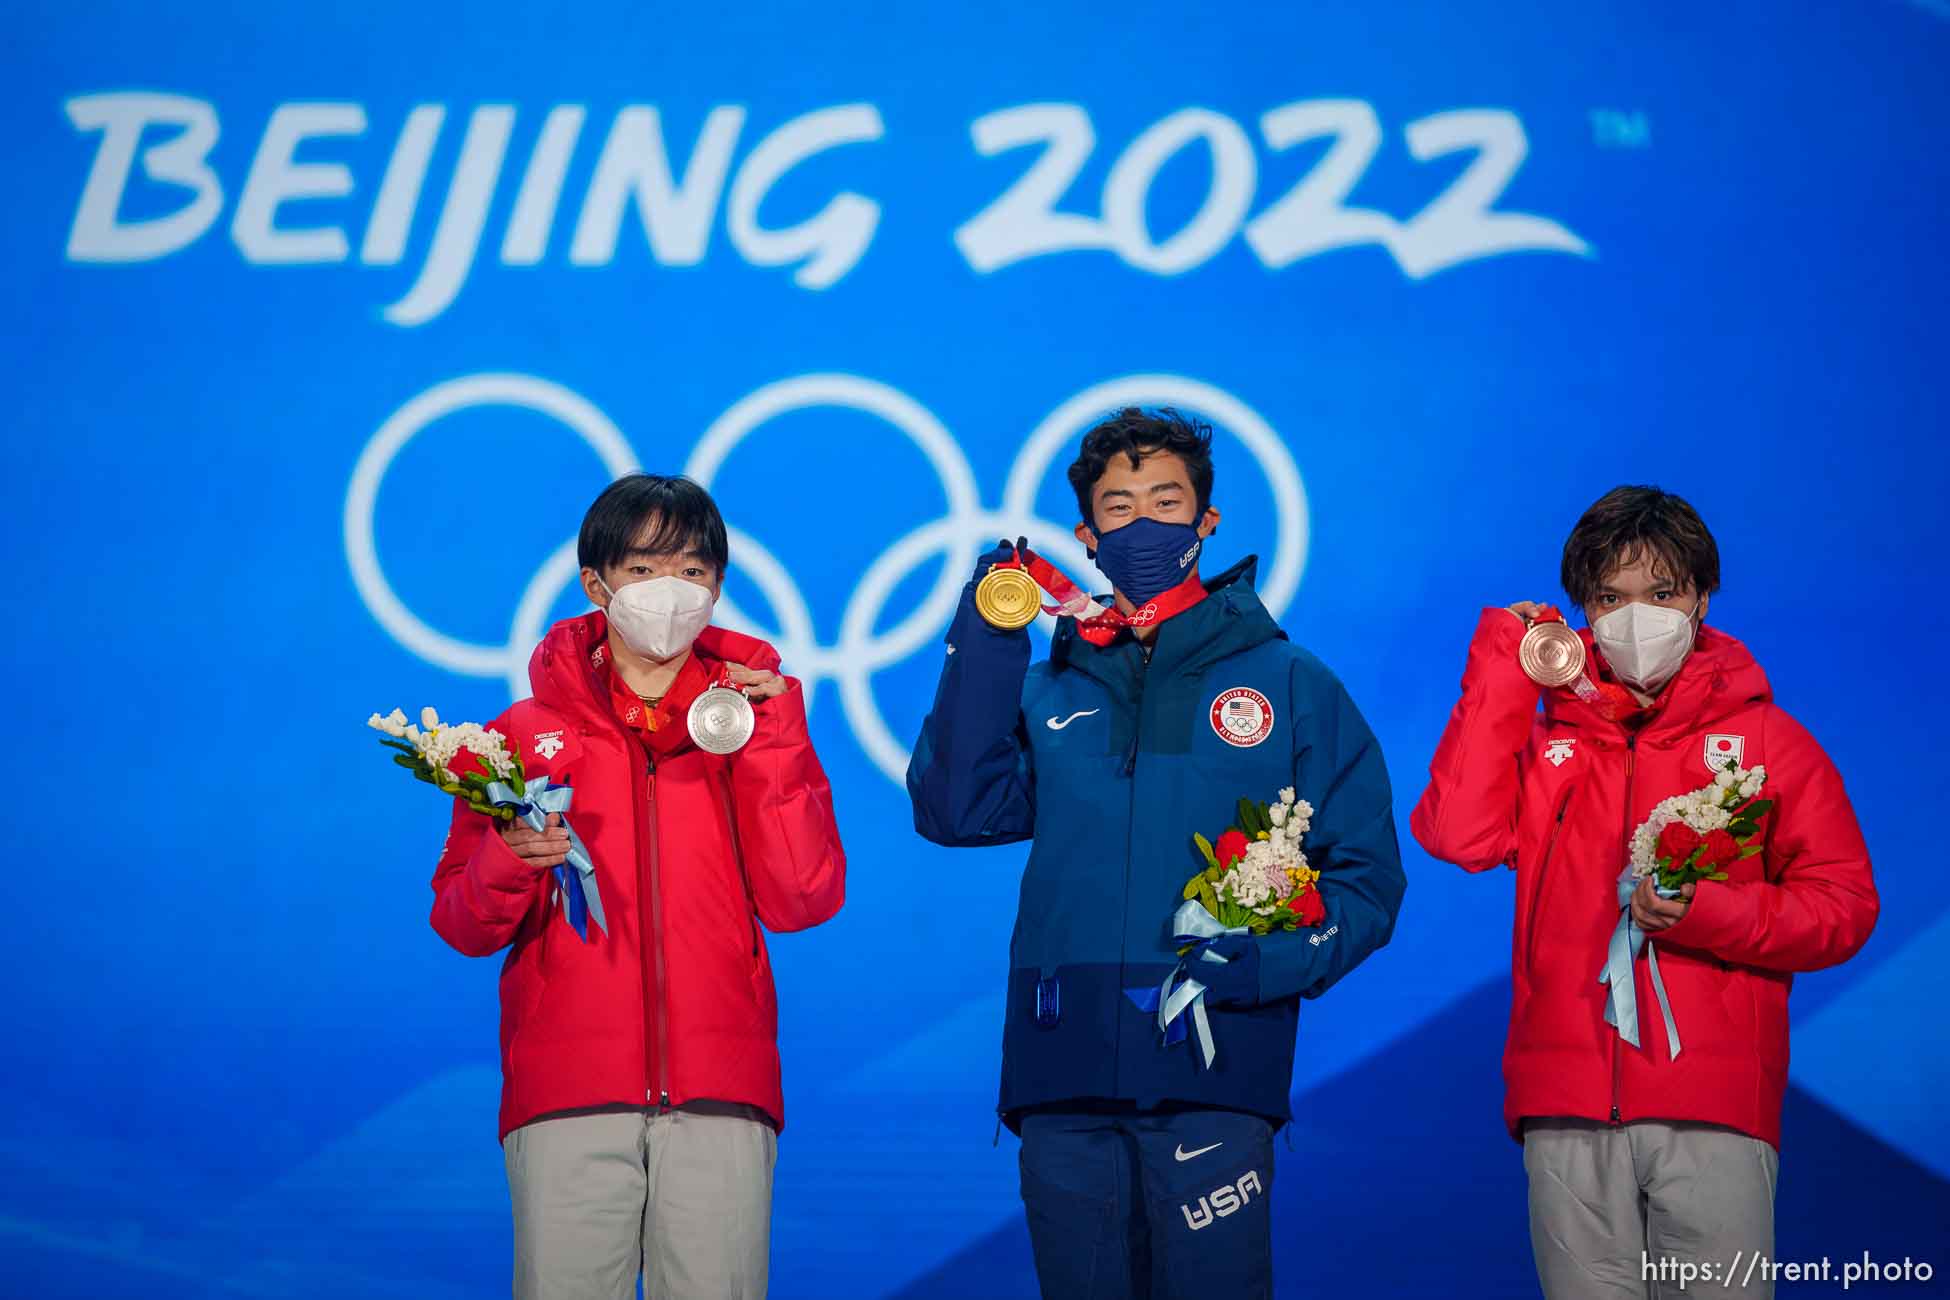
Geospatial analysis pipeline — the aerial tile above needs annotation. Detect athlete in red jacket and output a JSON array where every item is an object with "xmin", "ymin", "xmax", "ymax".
[
  {"xmin": 429, "ymin": 474, "xmax": 845, "ymax": 1300},
  {"xmin": 1413, "ymin": 487, "xmax": 1876, "ymax": 1300}
]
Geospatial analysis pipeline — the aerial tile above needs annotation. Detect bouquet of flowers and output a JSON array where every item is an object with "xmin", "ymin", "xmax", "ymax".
[
  {"xmin": 1628, "ymin": 762, "xmax": 1771, "ymax": 892},
  {"xmin": 368, "ymin": 707, "xmax": 527, "ymax": 819},
  {"xmin": 1141, "ymin": 786, "xmax": 1323, "ymax": 1070},
  {"xmin": 1182, "ymin": 786, "xmax": 1325, "ymax": 935},
  {"xmin": 368, "ymin": 706, "xmax": 606, "ymax": 941},
  {"xmin": 1602, "ymin": 761, "xmax": 1770, "ymax": 1059}
]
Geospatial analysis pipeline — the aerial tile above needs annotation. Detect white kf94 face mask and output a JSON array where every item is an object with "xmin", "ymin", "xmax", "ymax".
[
  {"xmin": 598, "ymin": 575, "xmax": 715, "ymax": 661},
  {"xmin": 1591, "ymin": 600, "xmax": 1698, "ymax": 692}
]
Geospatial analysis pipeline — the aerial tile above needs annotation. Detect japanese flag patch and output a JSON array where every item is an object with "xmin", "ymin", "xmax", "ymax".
[{"xmin": 1704, "ymin": 734, "xmax": 1746, "ymax": 773}]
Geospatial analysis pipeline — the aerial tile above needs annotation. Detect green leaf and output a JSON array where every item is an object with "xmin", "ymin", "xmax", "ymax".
[
  {"xmin": 392, "ymin": 753, "xmax": 419, "ymax": 770},
  {"xmin": 1204, "ymin": 865, "xmax": 1222, "ymax": 883},
  {"xmin": 377, "ymin": 737, "xmax": 418, "ymax": 756},
  {"xmin": 1197, "ymin": 880, "xmax": 1219, "ymax": 915},
  {"xmin": 1237, "ymin": 798, "xmax": 1260, "ymax": 836},
  {"xmin": 1738, "ymin": 843, "xmax": 1764, "ymax": 859},
  {"xmin": 1182, "ymin": 876, "xmax": 1202, "ymax": 902},
  {"xmin": 1194, "ymin": 832, "xmax": 1220, "ymax": 870},
  {"xmin": 1708, "ymin": 871, "xmax": 1729, "ymax": 881},
  {"xmin": 1740, "ymin": 799, "xmax": 1775, "ymax": 823}
]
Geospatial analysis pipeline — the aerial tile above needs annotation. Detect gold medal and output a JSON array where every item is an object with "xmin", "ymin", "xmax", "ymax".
[
  {"xmin": 974, "ymin": 565, "xmax": 1041, "ymax": 630},
  {"xmin": 688, "ymin": 685, "xmax": 756, "ymax": 755},
  {"xmin": 1519, "ymin": 619, "xmax": 1588, "ymax": 688}
]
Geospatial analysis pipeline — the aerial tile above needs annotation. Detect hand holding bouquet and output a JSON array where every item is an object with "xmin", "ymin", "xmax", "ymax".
[
  {"xmin": 1602, "ymin": 761, "xmax": 1771, "ymax": 1059},
  {"xmin": 1142, "ymin": 786, "xmax": 1324, "ymax": 1069},
  {"xmin": 1629, "ymin": 762, "xmax": 1771, "ymax": 892},
  {"xmin": 1183, "ymin": 787, "xmax": 1325, "ymax": 935},
  {"xmin": 368, "ymin": 706, "xmax": 606, "ymax": 941}
]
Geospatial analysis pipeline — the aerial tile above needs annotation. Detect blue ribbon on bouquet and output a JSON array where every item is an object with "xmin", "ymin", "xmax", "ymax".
[
  {"xmin": 1124, "ymin": 901, "xmax": 1251, "ymax": 1069},
  {"xmin": 1598, "ymin": 867, "xmax": 1681, "ymax": 1059},
  {"xmin": 485, "ymin": 777, "xmax": 605, "ymax": 942}
]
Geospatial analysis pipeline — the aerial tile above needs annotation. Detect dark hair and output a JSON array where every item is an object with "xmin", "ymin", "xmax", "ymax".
[
  {"xmin": 1561, "ymin": 486, "xmax": 1720, "ymax": 608},
  {"xmin": 577, "ymin": 474, "xmax": 730, "ymax": 577},
  {"xmin": 1065, "ymin": 407, "xmax": 1215, "ymax": 526}
]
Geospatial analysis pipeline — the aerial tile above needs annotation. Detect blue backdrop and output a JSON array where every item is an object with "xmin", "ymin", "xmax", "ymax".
[{"xmin": 6, "ymin": 2, "xmax": 1948, "ymax": 1296}]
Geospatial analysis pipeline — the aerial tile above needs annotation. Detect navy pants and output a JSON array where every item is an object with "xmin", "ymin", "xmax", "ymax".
[{"xmin": 1017, "ymin": 1106, "xmax": 1275, "ymax": 1300}]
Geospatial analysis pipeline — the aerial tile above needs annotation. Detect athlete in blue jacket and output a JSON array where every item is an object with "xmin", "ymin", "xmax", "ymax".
[{"xmin": 907, "ymin": 410, "xmax": 1406, "ymax": 1299}]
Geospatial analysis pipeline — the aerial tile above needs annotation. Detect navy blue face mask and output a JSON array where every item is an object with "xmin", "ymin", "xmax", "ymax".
[{"xmin": 1090, "ymin": 515, "xmax": 1203, "ymax": 606}]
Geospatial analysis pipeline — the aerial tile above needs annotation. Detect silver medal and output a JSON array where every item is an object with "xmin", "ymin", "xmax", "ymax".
[{"xmin": 688, "ymin": 685, "xmax": 756, "ymax": 754}]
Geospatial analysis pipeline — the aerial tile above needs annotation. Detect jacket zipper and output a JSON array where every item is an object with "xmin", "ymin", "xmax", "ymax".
[
  {"xmin": 637, "ymin": 749, "xmax": 672, "ymax": 1110},
  {"xmin": 1122, "ymin": 647, "xmax": 1148, "ymax": 777},
  {"xmin": 1610, "ymin": 733, "xmax": 1637, "ymax": 1125},
  {"xmin": 1113, "ymin": 648, "xmax": 1149, "ymax": 1099}
]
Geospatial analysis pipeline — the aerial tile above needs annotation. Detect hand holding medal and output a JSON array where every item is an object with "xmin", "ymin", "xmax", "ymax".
[
  {"xmin": 974, "ymin": 537, "xmax": 1205, "ymax": 646},
  {"xmin": 1508, "ymin": 602, "xmax": 1634, "ymax": 719},
  {"xmin": 1514, "ymin": 603, "xmax": 1588, "ymax": 687},
  {"xmin": 687, "ymin": 662, "xmax": 783, "ymax": 755}
]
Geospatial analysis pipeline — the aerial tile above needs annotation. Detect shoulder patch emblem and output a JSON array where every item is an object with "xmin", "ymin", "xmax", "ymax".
[
  {"xmin": 1210, "ymin": 687, "xmax": 1275, "ymax": 748},
  {"xmin": 1705, "ymin": 734, "xmax": 1745, "ymax": 772}
]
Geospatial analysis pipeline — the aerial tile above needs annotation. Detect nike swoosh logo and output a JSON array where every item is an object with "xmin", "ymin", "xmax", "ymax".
[
  {"xmin": 1174, "ymin": 1142, "xmax": 1222, "ymax": 1162},
  {"xmin": 1045, "ymin": 709, "xmax": 1101, "ymax": 731}
]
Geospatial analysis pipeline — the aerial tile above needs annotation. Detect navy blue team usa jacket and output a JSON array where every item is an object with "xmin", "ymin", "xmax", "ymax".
[{"xmin": 907, "ymin": 556, "xmax": 1408, "ymax": 1128}]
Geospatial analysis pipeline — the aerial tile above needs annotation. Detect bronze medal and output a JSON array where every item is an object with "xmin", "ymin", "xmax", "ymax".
[
  {"xmin": 974, "ymin": 565, "xmax": 1041, "ymax": 630},
  {"xmin": 1519, "ymin": 619, "xmax": 1588, "ymax": 688},
  {"xmin": 687, "ymin": 685, "xmax": 756, "ymax": 754}
]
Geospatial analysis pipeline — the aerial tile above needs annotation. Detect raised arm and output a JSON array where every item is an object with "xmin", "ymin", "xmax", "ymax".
[
  {"xmin": 727, "ymin": 679, "xmax": 847, "ymax": 933},
  {"xmin": 1410, "ymin": 608, "xmax": 1542, "ymax": 872},
  {"xmin": 906, "ymin": 543, "xmax": 1036, "ymax": 847}
]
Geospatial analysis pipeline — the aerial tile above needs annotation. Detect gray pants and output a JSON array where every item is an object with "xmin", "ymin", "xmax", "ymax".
[
  {"xmin": 1524, "ymin": 1118, "xmax": 1780, "ymax": 1300},
  {"xmin": 503, "ymin": 1107, "xmax": 777, "ymax": 1300}
]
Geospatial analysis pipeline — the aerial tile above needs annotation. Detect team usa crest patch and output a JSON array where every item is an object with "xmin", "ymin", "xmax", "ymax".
[{"xmin": 1210, "ymin": 686, "xmax": 1275, "ymax": 747}]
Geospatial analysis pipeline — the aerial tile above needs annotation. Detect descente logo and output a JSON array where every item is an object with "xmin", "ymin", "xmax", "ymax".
[{"xmin": 1308, "ymin": 923, "xmax": 1339, "ymax": 948}]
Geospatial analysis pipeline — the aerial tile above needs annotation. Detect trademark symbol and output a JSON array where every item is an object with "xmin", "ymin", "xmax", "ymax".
[{"xmin": 1589, "ymin": 109, "xmax": 1651, "ymax": 149}]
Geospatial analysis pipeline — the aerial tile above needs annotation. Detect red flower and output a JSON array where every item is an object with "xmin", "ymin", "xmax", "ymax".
[
  {"xmin": 1657, "ymin": 821, "xmax": 1703, "ymax": 867},
  {"xmin": 1288, "ymin": 887, "xmax": 1326, "ymax": 927},
  {"xmin": 1698, "ymin": 828, "xmax": 1741, "ymax": 871},
  {"xmin": 1215, "ymin": 829, "xmax": 1250, "ymax": 868}
]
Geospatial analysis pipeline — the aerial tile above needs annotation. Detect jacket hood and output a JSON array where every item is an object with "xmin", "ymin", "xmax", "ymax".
[
  {"xmin": 1545, "ymin": 622, "xmax": 1771, "ymax": 737},
  {"xmin": 527, "ymin": 610, "xmax": 784, "ymax": 725},
  {"xmin": 1051, "ymin": 553, "xmax": 1285, "ymax": 681}
]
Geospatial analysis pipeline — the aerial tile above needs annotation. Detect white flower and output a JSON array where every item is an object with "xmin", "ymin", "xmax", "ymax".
[
  {"xmin": 1279, "ymin": 787, "xmax": 1297, "ymax": 807},
  {"xmin": 1714, "ymin": 767, "xmax": 1737, "ymax": 790},
  {"xmin": 1269, "ymin": 803, "xmax": 1288, "ymax": 828},
  {"xmin": 422, "ymin": 706, "xmax": 442, "ymax": 732},
  {"xmin": 367, "ymin": 708, "xmax": 413, "ymax": 737}
]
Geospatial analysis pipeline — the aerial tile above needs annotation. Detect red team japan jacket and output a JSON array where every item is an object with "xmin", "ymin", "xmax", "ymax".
[
  {"xmin": 430, "ymin": 614, "xmax": 846, "ymax": 1138},
  {"xmin": 1412, "ymin": 611, "xmax": 1877, "ymax": 1149}
]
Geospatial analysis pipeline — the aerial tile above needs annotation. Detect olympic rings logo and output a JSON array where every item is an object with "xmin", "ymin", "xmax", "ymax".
[{"xmin": 343, "ymin": 372, "xmax": 1309, "ymax": 785}]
